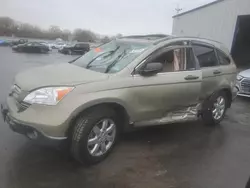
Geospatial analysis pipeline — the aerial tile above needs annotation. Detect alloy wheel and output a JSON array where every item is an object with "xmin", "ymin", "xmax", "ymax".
[
  {"xmin": 87, "ymin": 118, "xmax": 116, "ymax": 157},
  {"xmin": 212, "ymin": 96, "xmax": 226, "ymax": 120}
]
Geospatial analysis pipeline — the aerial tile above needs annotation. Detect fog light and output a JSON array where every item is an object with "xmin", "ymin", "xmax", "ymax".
[{"xmin": 27, "ymin": 131, "xmax": 38, "ymax": 140}]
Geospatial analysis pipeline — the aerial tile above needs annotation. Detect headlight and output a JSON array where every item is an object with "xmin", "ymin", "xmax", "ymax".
[
  {"xmin": 23, "ymin": 87, "xmax": 74, "ymax": 105},
  {"xmin": 236, "ymin": 75, "xmax": 243, "ymax": 81}
]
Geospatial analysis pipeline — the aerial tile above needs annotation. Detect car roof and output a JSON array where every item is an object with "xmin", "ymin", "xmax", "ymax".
[
  {"xmin": 120, "ymin": 35, "xmax": 229, "ymax": 54},
  {"xmin": 119, "ymin": 34, "xmax": 171, "ymax": 44}
]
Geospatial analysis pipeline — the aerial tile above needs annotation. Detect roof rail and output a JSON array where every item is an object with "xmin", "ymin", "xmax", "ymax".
[
  {"xmin": 153, "ymin": 35, "xmax": 175, "ymax": 44},
  {"xmin": 176, "ymin": 36, "xmax": 223, "ymax": 44},
  {"xmin": 121, "ymin": 34, "xmax": 169, "ymax": 40}
]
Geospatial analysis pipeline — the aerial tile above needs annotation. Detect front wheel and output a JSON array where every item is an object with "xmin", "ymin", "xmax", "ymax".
[
  {"xmin": 202, "ymin": 91, "xmax": 228, "ymax": 126},
  {"xmin": 67, "ymin": 49, "xmax": 72, "ymax": 55},
  {"xmin": 40, "ymin": 48, "xmax": 47, "ymax": 53},
  {"xmin": 70, "ymin": 107, "xmax": 119, "ymax": 165}
]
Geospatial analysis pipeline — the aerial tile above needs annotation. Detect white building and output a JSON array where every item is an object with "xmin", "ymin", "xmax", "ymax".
[{"xmin": 172, "ymin": 0, "xmax": 250, "ymax": 67}]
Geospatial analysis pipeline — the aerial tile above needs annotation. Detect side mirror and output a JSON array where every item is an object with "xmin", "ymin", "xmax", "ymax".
[{"xmin": 139, "ymin": 62, "xmax": 163, "ymax": 76}]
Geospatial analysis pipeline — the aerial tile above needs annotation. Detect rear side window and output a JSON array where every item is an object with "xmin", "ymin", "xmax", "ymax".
[
  {"xmin": 76, "ymin": 43, "xmax": 89, "ymax": 48},
  {"xmin": 217, "ymin": 50, "xmax": 231, "ymax": 65},
  {"xmin": 193, "ymin": 45, "xmax": 218, "ymax": 68}
]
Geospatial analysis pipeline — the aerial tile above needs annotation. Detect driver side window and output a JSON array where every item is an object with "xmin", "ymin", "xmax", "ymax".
[{"xmin": 147, "ymin": 47, "xmax": 196, "ymax": 73}]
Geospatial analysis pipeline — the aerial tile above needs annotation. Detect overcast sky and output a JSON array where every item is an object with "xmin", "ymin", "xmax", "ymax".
[{"xmin": 1, "ymin": 0, "xmax": 215, "ymax": 35}]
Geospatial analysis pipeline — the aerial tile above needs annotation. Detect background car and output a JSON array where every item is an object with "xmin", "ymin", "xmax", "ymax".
[
  {"xmin": 12, "ymin": 42, "xmax": 50, "ymax": 53},
  {"xmin": 40, "ymin": 42, "xmax": 53, "ymax": 51},
  {"xmin": 51, "ymin": 42, "xmax": 67, "ymax": 49},
  {"xmin": 0, "ymin": 39, "xmax": 11, "ymax": 47},
  {"xmin": 58, "ymin": 42, "xmax": 90, "ymax": 55},
  {"xmin": 11, "ymin": 39, "xmax": 28, "ymax": 46},
  {"xmin": 236, "ymin": 69, "xmax": 250, "ymax": 97}
]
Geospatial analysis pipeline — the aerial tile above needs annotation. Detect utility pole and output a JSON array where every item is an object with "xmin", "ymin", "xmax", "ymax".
[{"xmin": 175, "ymin": 4, "xmax": 182, "ymax": 14}]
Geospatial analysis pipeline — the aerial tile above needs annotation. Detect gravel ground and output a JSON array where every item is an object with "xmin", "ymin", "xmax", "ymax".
[{"xmin": 1, "ymin": 47, "xmax": 250, "ymax": 188}]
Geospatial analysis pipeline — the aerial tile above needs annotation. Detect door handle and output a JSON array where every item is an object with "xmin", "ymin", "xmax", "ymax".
[
  {"xmin": 213, "ymin": 70, "xmax": 221, "ymax": 75},
  {"xmin": 184, "ymin": 75, "xmax": 199, "ymax": 80}
]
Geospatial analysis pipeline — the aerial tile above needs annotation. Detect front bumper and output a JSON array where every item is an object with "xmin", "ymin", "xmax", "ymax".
[
  {"xmin": 236, "ymin": 79, "xmax": 250, "ymax": 97},
  {"xmin": 1, "ymin": 103, "xmax": 67, "ymax": 147},
  {"xmin": 237, "ymin": 93, "xmax": 250, "ymax": 97}
]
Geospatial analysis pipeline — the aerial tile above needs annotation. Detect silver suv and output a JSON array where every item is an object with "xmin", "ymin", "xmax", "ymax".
[
  {"xmin": 236, "ymin": 69, "xmax": 250, "ymax": 97},
  {"xmin": 1, "ymin": 35, "xmax": 237, "ymax": 164}
]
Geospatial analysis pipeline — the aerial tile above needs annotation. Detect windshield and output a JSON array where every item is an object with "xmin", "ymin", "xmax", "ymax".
[{"xmin": 72, "ymin": 40, "xmax": 150, "ymax": 73}]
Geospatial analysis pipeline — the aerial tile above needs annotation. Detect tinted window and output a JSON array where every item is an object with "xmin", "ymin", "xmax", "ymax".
[
  {"xmin": 148, "ymin": 47, "xmax": 196, "ymax": 73},
  {"xmin": 193, "ymin": 45, "xmax": 218, "ymax": 67},
  {"xmin": 75, "ymin": 43, "xmax": 89, "ymax": 48},
  {"xmin": 217, "ymin": 50, "xmax": 230, "ymax": 65}
]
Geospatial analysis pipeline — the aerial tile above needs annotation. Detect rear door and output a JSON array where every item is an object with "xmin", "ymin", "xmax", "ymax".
[
  {"xmin": 192, "ymin": 42, "xmax": 222, "ymax": 100},
  {"xmin": 130, "ymin": 45, "xmax": 202, "ymax": 122}
]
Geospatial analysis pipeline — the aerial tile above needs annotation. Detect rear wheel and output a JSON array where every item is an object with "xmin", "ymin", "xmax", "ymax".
[
  {"xmin": 202, "ymin": 91, "xmax": 228, "ymax": 126},
  {"xmin": 67, "ymin": 49, "xmax": 72, "ymax": 55},
  {"xmin": 17, "ymin": 48, "xmax": 22, "ymax": 52},
  {"xmin": 40, "ymin": 48, "xmax": 46, "ymax": 53},
  {"xmin": 70, "ymin": 107, "xmax": 120, "ymax": 165}
]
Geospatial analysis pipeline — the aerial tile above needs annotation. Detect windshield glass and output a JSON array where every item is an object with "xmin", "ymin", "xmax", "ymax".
[{"xmin": 72, "ymin": 40, "xmax": 150, "ymax": 73}]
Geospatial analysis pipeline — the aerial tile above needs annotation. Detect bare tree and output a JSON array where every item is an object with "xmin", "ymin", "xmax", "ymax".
[
  {"xmin": 100, "ymin": 36, "xmax": 111, "ymax": 43},
  {"xmin": 0, "ymin": 17, "xmax": 15, "ymax": 36},
  {"xmin": 0, "ymin": 17, "xmax": 112, "ymax": 42},
  {"xmin": 73, "ymin": 29, "xmax": 96, "ymax": 42}
]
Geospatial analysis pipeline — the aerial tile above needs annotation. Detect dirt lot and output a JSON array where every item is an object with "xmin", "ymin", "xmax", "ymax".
[{"xmin": 1, "ymin": 47, "xmax": 250, "ymax": 188}]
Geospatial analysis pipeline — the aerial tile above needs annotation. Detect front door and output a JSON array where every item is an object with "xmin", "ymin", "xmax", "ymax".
[
  {"xmin": 73, "ymin": 44, "xmax": 82, "ymax": 54},
  {"xmin": 128, "ymin": 46, "xmax": 202, "ymax": 122}
]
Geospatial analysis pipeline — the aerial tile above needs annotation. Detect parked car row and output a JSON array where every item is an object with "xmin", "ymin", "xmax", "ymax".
[
  {"xmin": 0, "ymin": 39, "xmax": 28, "ymax": 47},
  {"xmin": 0, "ymin": 38, "xmax": 91, "ymax": 55},
  {"xmin": 12, "ymin": 42, "xmax": 50, "ymax": 53}
]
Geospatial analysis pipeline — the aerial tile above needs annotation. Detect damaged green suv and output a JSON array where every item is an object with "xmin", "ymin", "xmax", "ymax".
[{"xmin": 1, "ymin": 35, "xmax": 237, "ymax": 164}]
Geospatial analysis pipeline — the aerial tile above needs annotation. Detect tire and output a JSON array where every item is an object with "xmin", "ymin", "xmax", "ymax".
[
  {"xmin": 16, "ymin": 48, "xmax": 22, "ymax": 52},
  {"xmin": 202, "ymin": 91, "xmax": 228, "ymax": 126},
  {"xmin": 67, "ymin": 50, "xmax": 72, "ymax": 55},
  {"xmin": 70, "ymin": 107, "xmax": 120, "ymax": 165},
  {"xmin": 40, "ymin": 48, "xmax": 45, "ymax": 53}
]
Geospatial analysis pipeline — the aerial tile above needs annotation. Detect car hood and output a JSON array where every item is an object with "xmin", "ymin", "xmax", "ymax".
[
  {"xmin": 239, "ymin": 69, "xmax": 250, "ymax": 78},
  {"xmin": 14, "ymin": 63, "xmax": 109, "ymax": 91}
]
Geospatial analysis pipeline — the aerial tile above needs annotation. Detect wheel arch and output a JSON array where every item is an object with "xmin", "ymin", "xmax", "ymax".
[
  {"xmin": 66, "ymin": 100, "xmax": 131, "ymax": 137},
  {"xmin": 220, "ymin": 87, "xmax": 232, "ymax": 108},
  {"xmin": 202, "ymin": 87, "xmax": 233, "ymax": 110}
]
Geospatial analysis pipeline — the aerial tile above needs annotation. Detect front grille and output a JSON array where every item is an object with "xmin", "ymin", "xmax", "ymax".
[
  {"xmin": 16, "ymin": 101, "xmax": 30, "ymax": 112},
  {"xmin": 241, "ymin": 79, "xmax": 250, "ymax": 94},
  {"xmin": 13, "ymin": 84, "xmax": 21, "ymax": 94},
  {"xmin": 10, "ymin": 84, "xmax": 30, "ymax": 112}
]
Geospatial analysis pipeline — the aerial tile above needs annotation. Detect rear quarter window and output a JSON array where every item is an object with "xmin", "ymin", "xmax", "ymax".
[
  {"xmin": 217, "ymin": 50, "xmax": 231, "ymax": 65},
  {"xmin": 193, "ymin": 45, "xmax": 219, "ymax": 68}
]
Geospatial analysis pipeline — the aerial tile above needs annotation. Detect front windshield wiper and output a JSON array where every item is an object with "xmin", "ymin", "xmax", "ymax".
[
  {"xmin": 86, "ymin": 46, "xmax": 120, "ymax": 69},
  {"xmin": 68, "ymin": 55, "xmax": 83, "ymax": 64},
  {"xmin": 105, "ymin": 49, "xmax": 128, "ymax": 73}
]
